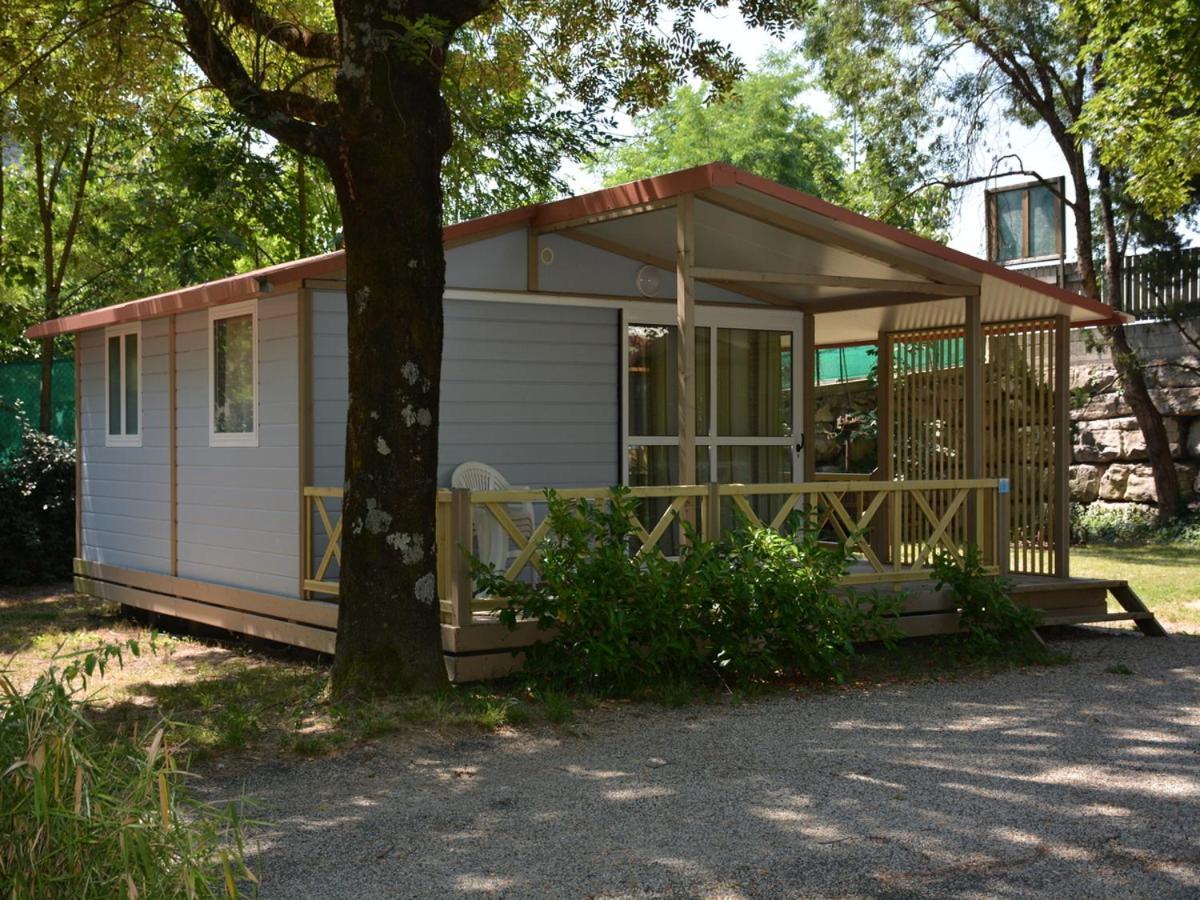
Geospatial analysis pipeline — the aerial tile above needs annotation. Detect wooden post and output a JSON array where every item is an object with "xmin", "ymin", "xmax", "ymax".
[
  {"xmin": 527, "ymin": 226, "xmax": 539, "ymax": 293},
  {"xmin": 891, "ymin": 482, "xmax": 903, "ymax": 573},
  {"xmin": 997, "ymin": 479, "xmax": 1011, "ymax": 576},
  {"xmin": 801, "ymin": 311, "xmax": 816, "ymax": 482},
  {"xmin": 296, "ymin": 291, "xmax": 312, "ymax": 597},
  {"xmin": 676, "ymin": 194, "xmax": 697, "ymax": 493},
  {"xmin": 1053, "ymin": 314, "xmax": 1071, "ymax": 578},
  {"xmin": 871, "ymin": 331, "xmax": 892, "ymax": 563},
  {"xmin": 450, "ymin": 487, "xmax": 474, "ymax": 627},
  {"xmin": 964, "ymin": 295, "xmax": 983, "ymax": 549},
  {"xmin": 169, "ymin": 316, "xmax": 178, "ymax": 577},
  {"xmin": 73, "ymin": 336, "xmax": 81, "ymax": 561},
  {"xmin": 706, "ymin": 481, "xmax": 721, "ymax": 542}
]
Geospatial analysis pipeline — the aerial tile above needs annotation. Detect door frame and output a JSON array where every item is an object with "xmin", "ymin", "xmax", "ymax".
[{"xmin": 620, "ymin": 305, "xmax": 805, "ymax": 486}]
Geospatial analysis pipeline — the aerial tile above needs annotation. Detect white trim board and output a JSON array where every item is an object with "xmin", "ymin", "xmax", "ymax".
[
  {"xmin": 104, "ymin": 321, "xmax": 142, "ymax": 448},
  {"xmin": 208, "ymin": 299, "xmax": 259, "ymax": 447},
  {"xmin": 443, "ymin": 287, "xmax": 802, "ymax": 329}
]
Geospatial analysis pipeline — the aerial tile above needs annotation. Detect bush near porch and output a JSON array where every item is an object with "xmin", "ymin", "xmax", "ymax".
[{"xmin": 477, "ymin": 488, "xmax": 1042, "ymax": 693}]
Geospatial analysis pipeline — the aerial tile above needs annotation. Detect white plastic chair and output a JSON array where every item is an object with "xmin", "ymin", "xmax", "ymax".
[{"xmin": 451, "ymin": 461, "xmax": 535, "ymax": 576}]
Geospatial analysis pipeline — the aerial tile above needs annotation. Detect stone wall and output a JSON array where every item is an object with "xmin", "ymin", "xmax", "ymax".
[{"xmin": 1069, "ymin": 320, "xmax": 1200, "ymax": 514}]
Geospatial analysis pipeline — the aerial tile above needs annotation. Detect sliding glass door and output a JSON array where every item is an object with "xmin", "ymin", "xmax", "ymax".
[{"xmin": 625, "ymin": 314, "xmax": 802, "ymax": 489}]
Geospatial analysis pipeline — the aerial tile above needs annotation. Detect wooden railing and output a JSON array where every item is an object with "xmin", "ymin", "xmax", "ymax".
[
  {"xmin": 302, "ymin": 479, "xmax": 1006, "ymax": 627},
  {"xmin": 303, "ymin": 486, "xmax": 343, "ymax": 597}
]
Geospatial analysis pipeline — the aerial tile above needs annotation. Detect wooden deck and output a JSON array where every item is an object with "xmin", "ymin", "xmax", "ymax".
[
  {"xmin": 837, "ymin": 569, "xmax": 1166, "ymax": 640},
  {"xmin": 74, "ymin": 558, "xmax": 1166, "ymax": 683},
  {"xmin": 437, "ymin": 575, "xmax": 1166, "ymax": 681}
]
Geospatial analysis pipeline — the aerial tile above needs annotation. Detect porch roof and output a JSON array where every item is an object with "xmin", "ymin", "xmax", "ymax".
[{"xmin": 26, "ymin": 162, "xmax": 1129, "ymax": 343}]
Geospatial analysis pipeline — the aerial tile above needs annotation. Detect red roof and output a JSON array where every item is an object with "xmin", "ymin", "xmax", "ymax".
[{"xmin": 26, "ymin": 162, "xmax": 1125, "ymax": 339}]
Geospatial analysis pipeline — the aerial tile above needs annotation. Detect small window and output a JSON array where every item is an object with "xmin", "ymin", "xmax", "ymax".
[
  {"xmin": 209, "ymin": 301, "xmax": 258, "ymax": 446},
  {"xmin": 987, "ymin": 179, "xmax": 1064, "ymax": 263},
  {"xmin": 105, "ymin": 324, "xmax": 141, "ymax": 446}
]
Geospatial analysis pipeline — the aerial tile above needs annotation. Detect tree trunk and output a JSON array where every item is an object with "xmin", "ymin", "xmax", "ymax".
[
  {"xmin": 1095, "ymin": 165, "xmax": 1179, "ymax": 522},
  {"xmin": 297, "ymin": 153, "xmax": 309, "ymax": 257},
  {"xmin": 328, "ymin": 61, "xmax": 451, "ymax": 696},
  {"xmin": 1107, "ymin": 323, "xmax": 1179, "ymax": 521}
]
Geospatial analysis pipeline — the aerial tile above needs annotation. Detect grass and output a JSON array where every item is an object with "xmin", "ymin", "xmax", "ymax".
[
  {"xmin": 0, "ymin": 584, "xmax": 585, "ymax": 764},
  {"xmin": 1, "ymin": 566, "xmax": 1131, "ymax": 766},
  {"xmin": 1070, "ymin": 542, "xmax": 1200, "ymax": 631}
]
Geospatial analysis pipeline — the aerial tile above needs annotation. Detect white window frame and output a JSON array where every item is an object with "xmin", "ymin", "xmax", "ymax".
[
  {"xmin": 104, "ymin": 322, "xmax": 142, "ymax": 448},
  {"xmin": 620, "ymin": 305, "xmax": 804, "ymax": 485},
  {"xmin": 208, "ymin": 300, "xmax": 259, "ymax": 447}
]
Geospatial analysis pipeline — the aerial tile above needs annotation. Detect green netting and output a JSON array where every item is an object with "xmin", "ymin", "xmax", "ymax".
[
  {"xmin": 815, "ymin": 346, "xmax": 876, "ymax": 385},
  {"xmin": 0, "ymin": 358, "xmax": 75, "ymax": 460}
]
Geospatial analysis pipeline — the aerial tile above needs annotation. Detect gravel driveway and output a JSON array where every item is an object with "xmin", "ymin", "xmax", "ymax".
[{"xmin": 205, "ymin": 630, "xmax": 1200, "ymax": 898}]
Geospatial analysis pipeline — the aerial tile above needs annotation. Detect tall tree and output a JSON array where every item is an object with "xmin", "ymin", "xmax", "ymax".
[
  {"xmin": 0, "ymin": 4, "xmax": 607, "ymax": 418},
  {"xmin": 1072, "ymin": 0, "xmax": 1200, "ymax": 219},
  {"xmin": 594, "ymin": 49, "xmax": 951, "ymax": 237},
  {"xmin": 64, "ymin": 0, "xmax": 798, "ymax": 694},
  {"xmin": 0, "ymin": 0, "xmax": 174, "ymax": 430},
  {"xmin": 801, "ymin": 0, "xmax": 1185, "ymax": 522}
]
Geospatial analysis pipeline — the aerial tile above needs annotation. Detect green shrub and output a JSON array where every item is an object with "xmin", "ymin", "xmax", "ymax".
[
  {"xmin": 477, "ymin": 487, "xmax": 901, "ymax": 694},
  {"xmin": 1, "ymin": 642, "xmax": 251, "ymax": 898},
  {"xmin": 0, "ymin": 409, "xmax": 75, "ymax": 585},
  {"xmin": 932, "ymin": 546, "xmax": 1041, "ymax": 656},
  {"xmin": 1072, "ymin": 501, "xmax": 1200, "ymax": 546}
]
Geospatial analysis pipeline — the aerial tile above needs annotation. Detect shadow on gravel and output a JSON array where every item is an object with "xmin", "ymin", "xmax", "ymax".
[{"xmin": 208, "ymin": 631, "xmax": 1200, "ymax": 898}]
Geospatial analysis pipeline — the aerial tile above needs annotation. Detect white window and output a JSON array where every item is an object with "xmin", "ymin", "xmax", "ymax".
[
  {"xmin": 209, "ymin": 301, "xmax": 258, "ymax": 446},
  {"xmin": 105, "ymin": 323, "xmax": 141, "ymax": 447}
]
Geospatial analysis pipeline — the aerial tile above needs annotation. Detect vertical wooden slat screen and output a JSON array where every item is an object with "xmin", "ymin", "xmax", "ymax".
[
  {"xmin": 891, "ymin": 320, "xmax": 1060, "ymax": 575},
  {"xmin": 981, "ymin": 321, "xmax": 1058, "ymax": 575},
  {"xmin": 890, "ymin": 328, "xmax": 966, "ymax": 566}
]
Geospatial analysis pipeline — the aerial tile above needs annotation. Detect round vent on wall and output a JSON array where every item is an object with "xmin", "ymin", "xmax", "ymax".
[{"xmin": 636, "ymin": 265, "xmax": 662, "ymax": 297}]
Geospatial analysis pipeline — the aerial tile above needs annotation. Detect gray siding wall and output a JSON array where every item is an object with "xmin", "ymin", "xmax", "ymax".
[
  {"xmin": 78, "ymin": 320, "xmax": 171, "ymax": 572},
  {"xmin": 446, "ymin": 228, "xmax": 526, "ymax": 290},
  {"xmin": 311, "ymin": 289, "xmax": 348, "ymax": 489},
  {"xmin": 173, "ymin": 295, "xmax": 299, "ymax": 596},
  {"xmin": 310, "ymin": 296, "xmax": 620, "ymax": 489},
  {"xmin": 536, "ymin": 232, "xmax": 755, "ymax": 304}
]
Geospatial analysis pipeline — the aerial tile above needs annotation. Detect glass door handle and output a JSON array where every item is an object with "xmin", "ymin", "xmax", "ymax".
[{"xmin": 795, "ymin": 436, "xmax": 805, "ymax": 452}]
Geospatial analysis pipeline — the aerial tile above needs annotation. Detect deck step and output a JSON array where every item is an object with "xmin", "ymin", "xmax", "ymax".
[
  {"xmin": 1039, "ymin": 610, "xmax": 1152, "ymax": 627},
  {"xmin": 1010, "ymin": 578, "xmax": 1128, "ymax": 593}
]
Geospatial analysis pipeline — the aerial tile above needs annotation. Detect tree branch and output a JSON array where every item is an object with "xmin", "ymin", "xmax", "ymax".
[
  {"xmin": 213, "ymin": 0, "xmax": 338, "ymax": 60},
  {"xmin": 32, "ymin": 141, "xmax": 55, "ymax": 292},
  {"xmin": 880, "ymin": 157, "xmax": 1075, "ymax": 220},
  {"xmin": 921, "ymin": 1, "xmax": 1076, "ymax": 156},
  {"xmin": 53, "ymin": 124, "xmax": 96, "ymax": 290},
  {"xmin": 172, "ymin": 0, "xmax": 334, "ymax": 157}
]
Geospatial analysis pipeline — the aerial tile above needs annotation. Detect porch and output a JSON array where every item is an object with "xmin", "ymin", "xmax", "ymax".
[{"xmin": 301, "ymin": 477, "xmax": 1162, "ymax": 681}]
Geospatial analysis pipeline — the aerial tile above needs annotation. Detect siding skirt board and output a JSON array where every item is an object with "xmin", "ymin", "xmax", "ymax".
[
  {"xmin": 72, "ymin": 558, "xmax": 1158, "ymax": 681},
  {"xmin": 74, "ymin": 559, "xmax": 338, "ymax": 654}
]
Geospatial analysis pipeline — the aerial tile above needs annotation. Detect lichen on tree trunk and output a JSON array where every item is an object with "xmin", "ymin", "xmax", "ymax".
[{"xmin": 327, "ymin": 65, "xmax": 453, "ymax": 695}]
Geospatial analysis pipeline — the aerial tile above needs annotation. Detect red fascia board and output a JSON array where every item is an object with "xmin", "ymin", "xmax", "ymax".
[
  {"xmin": 27, "ymin": 161, "xmax": 1128, "ymax": 338},
  {"xmin": 724, "ymin": 166, "xmax": 1130, "ymax": 327},
  {"xmin": 26, "ymin": 251, "xmax": 347, "ymax": 339},
  {"xmin": 26, "ymin": 166, "xmax": 727, "ymax": 339}
]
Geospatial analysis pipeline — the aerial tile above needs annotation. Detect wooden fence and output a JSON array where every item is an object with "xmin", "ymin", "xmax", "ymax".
[
  {"xmin": 1119, "ymin": 247, "xmax": 1200, "ymax": 320},
  {"xmin": 302, "ymin": 479, "xmax": 1005, "ymax": 627}
]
